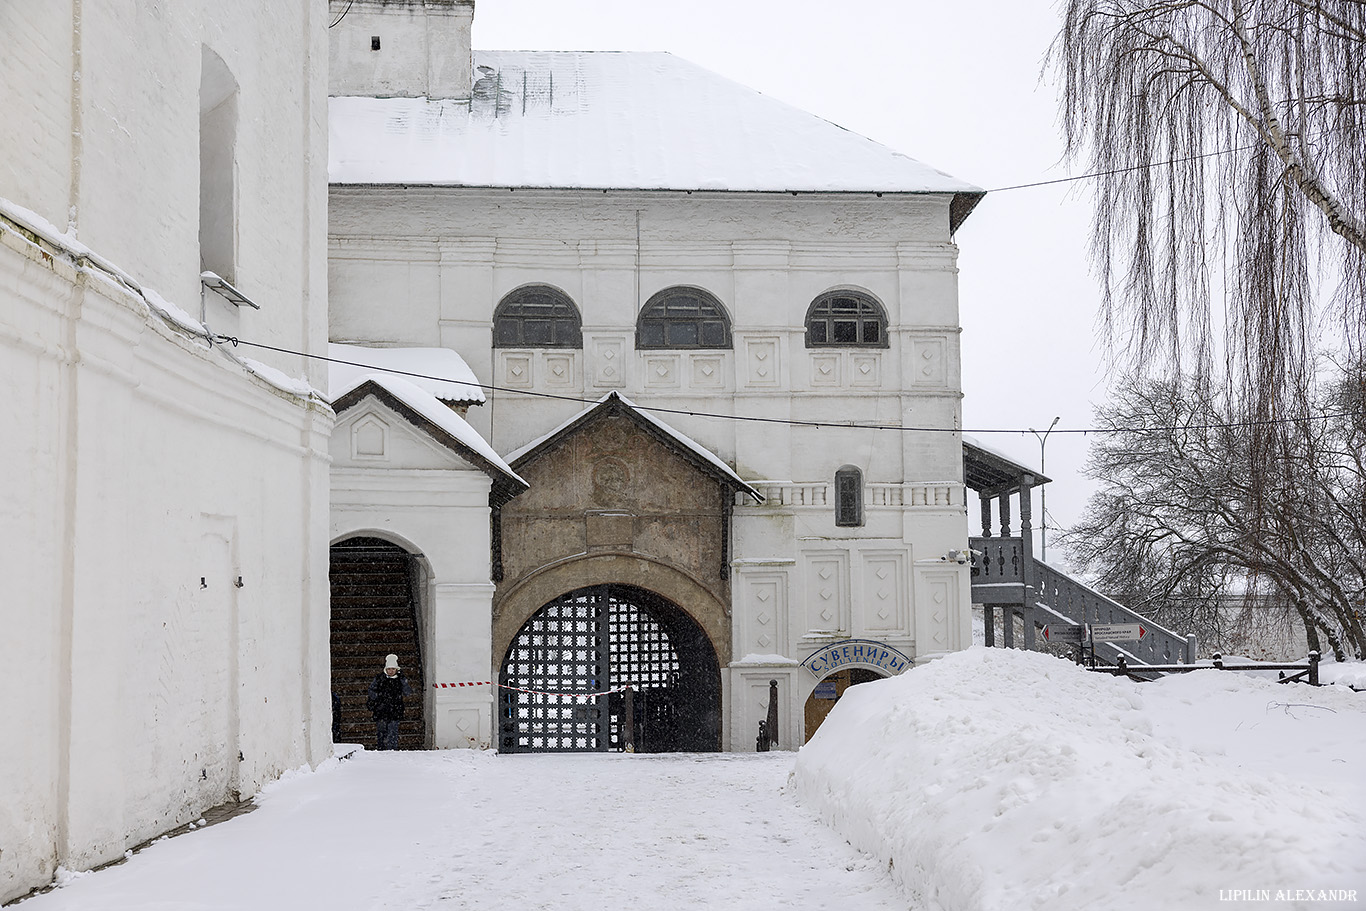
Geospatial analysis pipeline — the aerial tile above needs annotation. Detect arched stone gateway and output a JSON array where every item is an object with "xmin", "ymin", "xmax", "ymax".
[
  {"xmin": 329, "ymin": 536, "xmax": 426, "ymax": 749},
  {"xmin": 499, "ymin": 584, "xmax": 721, "ymax": 753}
]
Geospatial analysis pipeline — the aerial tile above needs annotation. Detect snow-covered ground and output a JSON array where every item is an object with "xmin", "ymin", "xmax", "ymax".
[
  {"xmin": 795, "ymin": 648, "xmax": 1365, "ymax": 911},
  {"xmin": 19, "ymin": 649, "xmax": 1364, "ymax": 911},
  {"xmin": 19, "ymin": 751, "xmax": 903, "ymax": 911}
]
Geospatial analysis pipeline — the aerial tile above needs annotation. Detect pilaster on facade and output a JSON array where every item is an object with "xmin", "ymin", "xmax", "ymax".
[
  {"xmin": 438, "ymin": 237, "xmax": 498, "ymax": 265},
  {"xmin": 330, "ymin": 234, "xmax": 443, "ymax": 261},
  {"xmin": 729, "ymin": 240, "xmax": 792, "ymax": 271},
  {"xmin": 912, "ymin": 563, "xmax": 971, "ymax": 661},
  {"xmin": 728, "ymin": 662, "xmax": 803, "ymax": 753},
  {"xmin": 734, "ymin": 333, "xmax": 787, "ymax": 389},
  {"xmin": 732, "ymin": 562, "xmax": 795, "ymax": 657},
  {"xmin": 789, "ymin": 241, "xmax": 901, "ymax": 272},
  {"xmin": 493, "ymin": 237, "xmax": 584, "ymax": 268},
  {"xmin": 428, "ymin": 580, "xmax": 498, "ymax": 750},
  {"xmin": 895, "ymin": 240, "xmax": 961, "ymax": 273},
  {"xmin": 576, "ymin": 240, "xmax": 639, "ymax": 269},
  {"xmin": 637, "ymin": 241, "xmax": 736, "ymax": 271}
]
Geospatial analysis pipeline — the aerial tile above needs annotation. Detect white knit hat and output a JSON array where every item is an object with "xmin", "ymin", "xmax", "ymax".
[{"xmin": 384, "ymin": 654, "xmax": 400, "ymax": 670}]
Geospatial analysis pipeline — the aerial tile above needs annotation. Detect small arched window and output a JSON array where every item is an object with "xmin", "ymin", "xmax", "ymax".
[
  {"xmin": 493, "ymin": 285, "xmax": 582, "ymax": 348},
  {"xmin": 636, "ymin": 286, "xmax": 732, "ymax": 349},
  {"xmin": 834, "ymin": 465, "xmax": 864, "ymax": 527},
  {"xmin": 805, "ymin": 291, "xmax": 888, "ymax": 348}
]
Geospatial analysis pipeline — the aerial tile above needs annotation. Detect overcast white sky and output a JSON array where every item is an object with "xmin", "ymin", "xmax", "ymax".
[{"xmin": 473, "ymin": 0, "xmax": 1112, "ymax": 562}]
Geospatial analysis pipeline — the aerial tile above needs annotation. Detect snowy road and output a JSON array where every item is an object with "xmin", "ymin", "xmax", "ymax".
[{"xmin": 22, "ymin": 751, "xmax": 909, "ymax": 911}]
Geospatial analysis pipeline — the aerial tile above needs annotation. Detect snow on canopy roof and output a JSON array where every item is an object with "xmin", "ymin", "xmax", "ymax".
[
  {"xmin": 962, "ymin": 434, "xmax": 1050, "ymax": 493},
  {"xmin": 328, "ymin": 343, "xmax": 484, "ymax": 405},
  {"xmin": 506, "ymin": 391, "xmax": 760, "ymax": 500},
  {"xmin": 330, "ymin": 373, "xmax": 526, "ymax": 497},
  {"xmin": 329, "ymin": 51, "xmax": 983, "ymax": 203}
]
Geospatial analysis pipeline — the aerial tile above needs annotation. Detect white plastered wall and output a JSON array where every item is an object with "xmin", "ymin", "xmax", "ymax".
[
  {"xmin": 0, "ymin": 2, "xmax": 330, "ymax": 901},
  {"xmin": 328, "ymin": 187, "xmax": 973, "ymax": 752},
  {"xmin": 329, "ymin": 394, "xmax": 499, "ymax": 751},
  {"xmin": 328, "ymin": 0, "xmax": 474, "ymax": 100}
]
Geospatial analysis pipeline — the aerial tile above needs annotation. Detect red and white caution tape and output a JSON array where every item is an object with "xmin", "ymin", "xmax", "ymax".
[{"xmin": 432, "ymin": 680, "xmax": 631, "ymax": 701}]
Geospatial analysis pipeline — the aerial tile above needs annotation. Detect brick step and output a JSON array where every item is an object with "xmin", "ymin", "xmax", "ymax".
[
  {"xmin": 330, "ymin": 628, "xmax": 413, "ymax": 642},
  {"xmin": 330, "ymin": 637, "xmax": 420, "ymax": 653},
  {"xmin": 330, "ymin": 605, "xmax": 415, "ymax": 620},
  {"xmin": 329, "ymin": 619, "xmax": 415, "ymax": 633},
  {"xmin": 332, "ymin": 653, "xmax": 421, "ymax": 666},
  {"xmin": 329, "ymin": 551, "xmax": 409, "ymax": 563},
  {"xmin": 329, "ymin": 558, "xmax": 408, "ymax": 568},
  {"xmin": 331, "ymin": 667, "xmax": 423, "ymax": 682},
  {"xmin": 329, "ymin": 574, "xmax": 409, "ymax": 588},
  {"xmin": 329, "ymin": 593, "xmax": 412, "ymax": 606}
]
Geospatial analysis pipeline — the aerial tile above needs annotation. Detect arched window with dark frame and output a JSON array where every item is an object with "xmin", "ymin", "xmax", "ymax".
[
  {"xmin": 805, "ymin": 290, "xmax": 888, "ymax": 348},
  {"xmin": 834, "ymin": 465, "xmax": 864, "ymax": 527},
  {"xmin": 493, "ymin": 285, "xmax": 583, "ymax": 348},
  {"xmin": 636, "ymin": 286, "xmax": 732, "ymax": 349}
]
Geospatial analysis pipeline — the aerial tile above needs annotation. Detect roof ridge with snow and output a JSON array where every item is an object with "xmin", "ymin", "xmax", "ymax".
[{"xmin": 330, "ymin": 50, "xmax": 983, "ymax": 206}]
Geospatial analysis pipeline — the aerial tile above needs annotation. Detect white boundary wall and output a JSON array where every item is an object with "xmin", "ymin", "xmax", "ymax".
[{"xmin": 0, "ymin": 3, "xmax": 330, "ymax": 901}]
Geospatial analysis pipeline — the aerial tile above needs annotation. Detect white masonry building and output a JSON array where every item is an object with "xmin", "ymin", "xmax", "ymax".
[
  {"xmin": 0, "ymin": 3, "xmax": 332, "ymax": 902},
  {"xmin": 325, "ymin": 0, "xmax": 982, "ymax": 753}
]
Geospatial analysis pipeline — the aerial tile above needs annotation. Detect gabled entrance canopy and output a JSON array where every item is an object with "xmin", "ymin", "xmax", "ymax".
[
  {"xmin": 506, "ymin": 392, "xmax": 762, "ymax": 503},
  {"xmin": 332, "ymin": 374, "xmax": 528, "ymax": 507}
]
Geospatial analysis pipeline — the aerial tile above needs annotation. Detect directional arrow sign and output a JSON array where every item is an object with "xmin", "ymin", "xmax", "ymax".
[
  {"xmin": 1090, "ymin": 623, "xmax": 1147, "ymax": 642},
  {"xmin": 1041, "ymin": 624, "xmax": 1083, "ymax": 644}
]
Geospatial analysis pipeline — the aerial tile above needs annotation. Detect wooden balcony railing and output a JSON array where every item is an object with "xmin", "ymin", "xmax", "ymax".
[{"xmin": 968, "ymin": 536, "xmax": 1026, "ymax": 606}]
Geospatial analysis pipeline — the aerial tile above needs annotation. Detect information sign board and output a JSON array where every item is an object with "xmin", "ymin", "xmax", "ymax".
[
  {"xmin": 1090, "ymin": 623, "xmax": 1147, "ymax": 642},
  {"xmin": 1041, "ymin": 624, "xmax": 1083, "ymax": 644}
]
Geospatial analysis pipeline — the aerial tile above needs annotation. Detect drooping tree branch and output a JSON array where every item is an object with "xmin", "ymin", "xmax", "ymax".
[{"xmin": 1053, "ymin": 0, "xmax": 1366, "ymax": 413}]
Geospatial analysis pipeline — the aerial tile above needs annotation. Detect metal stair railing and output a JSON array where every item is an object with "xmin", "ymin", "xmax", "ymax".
[{"xmin": 1032, "ymin": 561, "xmax": 1197, "ymax": 666}]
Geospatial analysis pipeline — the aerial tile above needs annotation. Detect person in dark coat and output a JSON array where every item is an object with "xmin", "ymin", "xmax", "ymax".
[{"xmin": 366, "ymin": 653, "xmax": 411, "ymax": 751}]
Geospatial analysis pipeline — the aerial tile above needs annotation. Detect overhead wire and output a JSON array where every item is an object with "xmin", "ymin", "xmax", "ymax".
[
  {"xmin": 982, "ymin": 143, "xmax": 1258, "ymax": 194},
  {"xmin": 327, "ymin": 0, "xmax": 354, "ymax": 29},
  {"xmin": 214, "ymin": 335, "xmax": 1365, "ymax": 437}
]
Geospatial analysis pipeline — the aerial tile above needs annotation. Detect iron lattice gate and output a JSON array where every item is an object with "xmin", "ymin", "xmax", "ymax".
[{"xmin": 500, "ymin": 586, "xmax": 681, "ymax": 753}]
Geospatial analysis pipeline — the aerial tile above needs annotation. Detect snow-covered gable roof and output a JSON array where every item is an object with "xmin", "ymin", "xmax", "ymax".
[
  {"xmin": 329, "ymin": 343, "xmax": 484, "ymax": 405},
  {"xmin": 331, "ymin": 374, "xmax": 527, "ymax": 504},
  {"xmin": 330, "ymin": 51, "xmax": 984, "ymax": 228},
  {"xmin": 506, "ymin": 392, "xmax": 761, "ymax": 501}
]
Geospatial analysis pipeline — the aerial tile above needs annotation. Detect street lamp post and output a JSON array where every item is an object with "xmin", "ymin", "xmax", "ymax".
[{"xmin": 1028, "ymin": 416, "xmax": 1060, "ymax": 562}]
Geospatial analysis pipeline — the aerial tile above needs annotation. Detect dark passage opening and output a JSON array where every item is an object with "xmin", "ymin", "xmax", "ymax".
[
  {"xmin": 499, "ymin": 584, "xmax": 721, "ymax": 753},
  {"xmin": 330, "ymin": 536, "xmax": 426, "ymax": 749}
]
